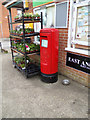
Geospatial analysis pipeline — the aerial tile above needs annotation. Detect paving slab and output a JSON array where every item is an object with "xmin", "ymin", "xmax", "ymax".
[{"xmin": 1, "ymin": 53, "xmax": 88, "ymax": 118}]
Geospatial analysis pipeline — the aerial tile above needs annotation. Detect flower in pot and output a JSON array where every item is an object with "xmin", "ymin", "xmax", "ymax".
[
  {"xmin": 13, "ymin": 30, "xmax": 16, "ymax": 35},
  {"xmin": 14, "ymin": 15, "xmax": 19, "ymax": 21},
  {"xmin": 10, "ymin": 30, "xmax": 13, "ymax": 35},
  {"xmin": 16, "ymin": 31, "xmax": 19, "ymax": 35},
  {"xmin": 24, "ymin": 13, "xmax": 27, "ymax": 19},
  {"xmin": 32, "ymin": 14, "xmax": 36, "ymax": 21},
  {"xmin": 25, "ymin": 44, "xmax": 30, "ymax": 53},
  {"xmin": 35, "ymin": 13, "xmax": 40, "ymax": 20},
  {"xmin": 20, "ymin": 64, "xmax": 25, "ymax": 70},
  {"xmin": 29, "ymin": 44, "xmax": 34, "ymax": 53},
  {"xmin": 30, "ymin": 28, "xmax": 34, "ymax": 33},
  {"xmin": 36, "ymin": 44, "xmax": 40, "ymax": 51},
  {"xmin": 19, "ymin": 30, "xmax": 23, "ymax": 36},
  {"xmin": 21, "ymin": 47, "xmax": 24, "ymax": 53},
  {"xmin": 14, "ymin": 16, "xmax": 17, "ymax": 21},
  {"xmin": 18, "ymin": 31, "xmax": 20, "ymax": 35},
  {"xmin": 26, "ymin": 13, "xmax": 29, "ymax": 18},
  {"xmin": 25, "ymin": 29, "xmax": 28, "ymax": 34},
  {"xmin": 29, "ymin": 13, "xmax": 32, "ymax": 19},
  {"xmin": 19, "ymin": 14, "xmax": 22, "ymax": 19},
  {"xmin": 27, "ymin": 29, "xmax": 30, "ymax": 34}
]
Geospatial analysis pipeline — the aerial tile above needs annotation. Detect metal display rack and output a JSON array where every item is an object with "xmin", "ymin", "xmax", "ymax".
[{"xmin": 9, "ymin": 8, "xmax": 43, "ymax": 78}]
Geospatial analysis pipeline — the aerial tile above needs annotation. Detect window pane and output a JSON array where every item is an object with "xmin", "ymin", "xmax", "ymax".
[
  {"xmin": 76, "ymin": 6, "xmax": 89, "ymax": 42},
  {"xmin": 56, "ymin": 2, "xmax": 68, "ymax": 28},
  {"xmin": 46, "ymin": 6, "xmax": 55, "ymax": 28},
  {"xmin": 79, "ymin": 0, "xmax": 86, "ymax": 2}
]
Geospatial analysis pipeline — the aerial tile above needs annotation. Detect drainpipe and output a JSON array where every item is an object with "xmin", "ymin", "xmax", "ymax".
[
  {"xmin": 8, "ymin": 8, "xmax": 13, "ymax": 30},
  {"xmin": 0, "ymin": 22, "xmax": 3, "ymax": 40}
]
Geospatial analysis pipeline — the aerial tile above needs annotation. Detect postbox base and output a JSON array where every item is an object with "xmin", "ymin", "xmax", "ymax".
[{"xmin": 41, "ymin": 72, "xmax": 58, "ymax": 83}]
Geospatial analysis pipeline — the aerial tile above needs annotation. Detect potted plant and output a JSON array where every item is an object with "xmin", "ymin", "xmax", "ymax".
[
  {"xmin": 20, "ymin": 63, "xmax": 25, "ymax": 70},
  {"xmin": 27, "ymin": 29, "xmax": 30, "ymax": 34},
  {"xmin": 35, "ymin": 44, "xmax": 40, "ymax": 52},
  {"xmin": 14, "ymin": 15, "xmax": 19, "ymax": 21},
  {"xmin": 16, "ymin": 31, "xmax": 19, "ymax": 35},
  {"xmin": 35, "ymin": 13, "xmax": 40, "ymax": 20},
  {"xmin": 13, "ymin": 30, "xmax": 16, "ymax": 35},
  {"xmin": 31, "ymin": 28, "xmax": 34, "ymax": 33},
  {"xmin": 29, "ymin": 13, "xmax": 32, "ymax": 19},
  {"xmin": 19, "ymin": 30, "xmax": 23, "ymax": 36},
  {"xmin": 14, "ymin": 16, "xmax": 17, "ymax": 21},
  {"xmin": 24, "ymin": 13, "xmax": 27, "ymax": 19},
  {"xmin": 19, "ymin": 14, "xmax": 22, "ymax": 19},
  {"xmin": 25, "ymin": 29, "xmax": 28, "ymax": 34},
  {"xmin": 26, "ymin": 13, "xmax": 29, "ymax": 18},
  {"xmin": 25, "ymin": 44, "xmax": 30, "ymax": 53},
  {"xmin": 9, "ymin": 30, "xmax": 11, "ymax": 34},
  {"xmin": 33, "ymin": 14, "xmax": 36, "ymax": 20}
]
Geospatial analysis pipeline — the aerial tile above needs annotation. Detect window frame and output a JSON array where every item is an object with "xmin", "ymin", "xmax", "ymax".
[
  {"xmin": 65, "ymin": 0, "xmax": 90, "ymax": 55},
  {"xmin": 33, "ymin": 3, "xmax": 55, "ymax": 44},
  {"xmin": 73, "ymin": 1, "xmax": 90, "ymax": 46}
]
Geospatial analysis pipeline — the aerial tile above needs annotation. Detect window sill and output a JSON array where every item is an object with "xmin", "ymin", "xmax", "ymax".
[
  {"xmin": 65, "ymin": 47, "xmax": 89, "ymax": 56},
  {"xmin": 72, "ymin": 40, "xmax": 90, "ymax": 46}
]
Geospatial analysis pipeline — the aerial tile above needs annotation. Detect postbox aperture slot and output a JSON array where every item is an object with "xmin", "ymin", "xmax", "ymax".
[
  {"xmin": 41, "ymin": 39, "xmax": 48, "ymax": 48},
  {"xmin": 41, "ymin": 36, "xmax": 47, "ymax": 38}
]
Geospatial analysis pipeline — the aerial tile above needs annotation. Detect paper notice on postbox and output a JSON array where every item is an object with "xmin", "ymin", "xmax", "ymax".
[{"xmin": 41, "ymin": 39, "xmax": 48, "ymax": 48}]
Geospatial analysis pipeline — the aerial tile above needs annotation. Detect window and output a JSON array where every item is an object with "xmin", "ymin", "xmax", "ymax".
[
  {"xmin": 55, "ymin": 2, "xmax": 69, "ymax": 28},
  {"xmin": 46, "ymin": 5, "xmax": 55, "ymax": 28},
  {"xmin": 34, "ymin": 8, "xmax": 47, "ymax": 44},
  {"xmin": 76, "ymin": 6, "xmax": 88, "ymax": 42},
  {"xmin": 66, "ymin": 0, "xmax": 90, "ymax": 55},
  {"xmin": 33, "ymin": 3, "xmax": 55, "ymax": 44},
  {"xmin": 33, "ymin": 2, "xmax": 69, "ymax": 43},
  {"xmin": 17, "ymin": 9, "xmax": 22, "ymax": 15}
]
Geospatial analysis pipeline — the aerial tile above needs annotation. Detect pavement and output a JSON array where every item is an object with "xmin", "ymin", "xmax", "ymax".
[
  {"xmin": 0, "ymin": 39, "xmax": 89, "ymax": 118},
  {"xmin": 0, "ymin": 38, "xmax": 10, "ymax": 52}
]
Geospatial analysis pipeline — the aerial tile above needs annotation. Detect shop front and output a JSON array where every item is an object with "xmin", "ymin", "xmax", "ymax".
[
  {"xmin": 33, "ymin": 0, "xmax": 90, "ymax": 87},
  {"xmin": 65, "ymin": 0, "xmax": 89, "ymax": 86},
  {"xmin": 2, "ymin": 0, "xmax": 90, "ymax": 86}
]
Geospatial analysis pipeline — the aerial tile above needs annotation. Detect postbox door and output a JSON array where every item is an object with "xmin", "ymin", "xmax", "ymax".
[{"xmin": 40, "ymin": 33, "xmax": 52, "ymax": 74}]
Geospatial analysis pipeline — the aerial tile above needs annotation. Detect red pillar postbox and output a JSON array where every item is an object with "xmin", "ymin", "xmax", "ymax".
[{"xmin": 40, "ymin": 28, "xmax": 59, "ymax": 83}]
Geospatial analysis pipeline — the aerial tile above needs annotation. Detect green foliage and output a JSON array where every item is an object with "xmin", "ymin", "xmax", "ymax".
[
  {"xmin": 14, "ymin": 13, "xmax": 41, "ymax": 21},
  {"xmin": 14, "ymin": 56, "xmax": 31, "ymax": 68},
  {"xmin": 35, "ymin": 13, "xmax": 40, "ymax": 18}
]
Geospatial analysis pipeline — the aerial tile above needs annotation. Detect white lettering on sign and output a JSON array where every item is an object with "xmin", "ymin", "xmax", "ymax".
[
  {"xmin": 68, "ymin": 57, "xmax": 90, "ymax": 70},
  {"xmin": 68, "ymin": 57, "xmax": 80, "ymax": 64},
  {"xmin": 80, "ymin": 61, "xmax": 90, "ymax": 70}
]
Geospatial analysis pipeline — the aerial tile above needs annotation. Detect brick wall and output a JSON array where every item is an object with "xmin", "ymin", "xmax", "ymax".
[
  {"xmin": 0, "ymin": 1, "xmax": 10, "ymax": 38},
  {"xmin": 0, "ymin": 2, "xmax": 2, "ymax": 38},
  {"xmin": 0, "ymin": 1, "xmax": 33, "ymax": 39},
  {"xmin": 58, "ymin": 1, "xmax": 89, "ymax": 87},
  {"xmin": 2, "ymin": 5, "xmax": 9, "ymax": 38},
  {"xmin": 0, "ymin": 1, "xmax": 17, "ymax": 39}
]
